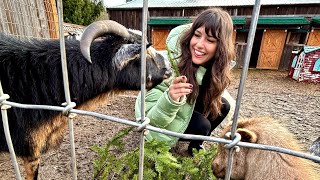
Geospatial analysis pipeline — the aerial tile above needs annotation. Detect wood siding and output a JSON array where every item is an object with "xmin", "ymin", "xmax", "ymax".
[
  {"xmin": 108, "ymin": 5, "xmax": 320, "ymax": 31},
  {"xmin": 279, "ymin": 44, "xmax": 304, "ymax": 71},
  {"xmin": 235, "ymin": 43, "xmax": 247, "ymax": 68}
]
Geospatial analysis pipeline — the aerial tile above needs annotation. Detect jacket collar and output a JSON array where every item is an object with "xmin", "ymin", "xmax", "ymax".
[{"xmin": 196, "ymin": 66, "xmax": 207, "ymax": 85}]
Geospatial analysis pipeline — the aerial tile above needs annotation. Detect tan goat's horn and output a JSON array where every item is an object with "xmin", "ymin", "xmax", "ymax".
[{"xmin": 80, "ymin": 20, "xmax": 130, "ymax": 63}]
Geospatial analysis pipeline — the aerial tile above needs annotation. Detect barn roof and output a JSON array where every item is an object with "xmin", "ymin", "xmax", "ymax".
[
  {"xmin": 108, "ymin": 0, "xmax": 320, "ymax": 9},
  {"xmin": 257, "ymin": 16, "xmax": 310, "ymax": 25},
  {"xmin": 147, "ymin": 16, "xmax": 311, "ymax": 26},
  {"xmin": 312, "ymin": 16, "xmax": 320, "ymax": 24}
]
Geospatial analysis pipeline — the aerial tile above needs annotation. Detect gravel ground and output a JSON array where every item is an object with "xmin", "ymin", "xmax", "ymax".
[{"xmin": 0, "ymin": 69, "xmax": 319, "ymax": 179}]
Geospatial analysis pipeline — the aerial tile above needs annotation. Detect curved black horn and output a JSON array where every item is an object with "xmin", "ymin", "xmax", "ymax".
[{"xmin": 80, "ymin": 20, "xmax": 130, "ymax": 63}]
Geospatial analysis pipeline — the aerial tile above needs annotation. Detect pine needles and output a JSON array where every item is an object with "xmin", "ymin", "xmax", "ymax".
[
  {"xmin": 91, "ymin": 127, "xmax": 218, "ymax": 180},
  {"xmin": 166, "ymin": 46, "xmax": 180, "ymax": 77}
]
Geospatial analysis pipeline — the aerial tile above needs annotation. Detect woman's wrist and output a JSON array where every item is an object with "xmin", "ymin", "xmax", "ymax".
[{"xmin": 167, "ymin": 90, "xmax": 185, "ymax": 104}]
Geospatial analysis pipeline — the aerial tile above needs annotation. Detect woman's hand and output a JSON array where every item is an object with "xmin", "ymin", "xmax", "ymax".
[{"xmin": 168, "ymin": 76, "xmax": 193, "ymax": 102}]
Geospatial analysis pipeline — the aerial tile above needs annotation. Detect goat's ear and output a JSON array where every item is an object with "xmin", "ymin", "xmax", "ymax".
[
  {"xmin": 146, "ymin": 43, "xmax": 152, "ymax": 49},
  {"xmin": 237, "ymin": 128, "xmax": 258, "ymax": 143}
]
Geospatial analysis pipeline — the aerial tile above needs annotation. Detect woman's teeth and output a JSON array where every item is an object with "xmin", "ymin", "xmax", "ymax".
[{"xmin": 195, "ymin": 49, "xmax": 204, "ymax": 56}]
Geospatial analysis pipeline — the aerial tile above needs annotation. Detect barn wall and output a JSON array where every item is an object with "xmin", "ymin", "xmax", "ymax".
[
  {"xmin": 108, "ymin": 5, "xmax": 320, "ymax": 28},
  {"xmin": 235, "ymin": 43, "xmax": 247, "ymax": 68},
  {"xmin": 278, "ymin": 30, "xmax": 308, "ymax": 71},
  {"xmin": 108, "ymin": 9, "xmax": 142, "ymax": 30},
  {"xmin": 280, "ymin": 44, "xmax": 304, "ymax": 71},
  {"xmin": 108, "ymin": 4, "xmax": 320, "ymax": 71}
]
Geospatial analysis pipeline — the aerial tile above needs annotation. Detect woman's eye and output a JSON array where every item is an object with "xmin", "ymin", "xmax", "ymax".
[
  {"xmin": 194, "ymin": 33, "xmax": 201, "ymax": 37},
  {"xmin": 208, "ymin": 39, "xmax": 217, "ymax": 43}
]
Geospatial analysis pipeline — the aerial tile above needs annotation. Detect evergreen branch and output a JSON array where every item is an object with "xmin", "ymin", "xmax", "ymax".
[
  {"xmin": 91, "ymin": 128, "xmax": 218, "ymax": 179},
  {"xmin": 166, "ymin": 45, "xmax": 180, "ymax": 76}
]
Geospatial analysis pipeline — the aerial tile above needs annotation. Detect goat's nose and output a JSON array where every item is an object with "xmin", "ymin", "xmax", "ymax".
[{"xmin": 164, "ymin": 69, "xmax": 172, "ymax": 79}]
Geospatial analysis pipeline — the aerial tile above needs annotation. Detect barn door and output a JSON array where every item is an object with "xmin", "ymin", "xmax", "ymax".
[
  {"xmin": 151, "ymin": 29, "xmax": 170, "ymax": 50},
  {"xmin": 257, "ymin": 30, "xmax": 287, "ymax": 69},
  {"xmin": 307, "ymin": 29, "xmax": 320, "ymax": 46}
]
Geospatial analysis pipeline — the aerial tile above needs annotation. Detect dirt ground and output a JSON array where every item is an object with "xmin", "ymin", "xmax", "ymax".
[{"xmin": 0, "ymin": 69, "xmax": 319, "ymax": 179}]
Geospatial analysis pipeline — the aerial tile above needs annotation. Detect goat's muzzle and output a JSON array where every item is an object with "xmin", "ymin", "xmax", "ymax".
[{"xmin": 163, "ymin": 69, "xmax": 172, "ymax": 79}]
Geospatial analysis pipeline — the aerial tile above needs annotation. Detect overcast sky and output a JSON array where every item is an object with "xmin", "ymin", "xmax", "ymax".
[{"xmin": 102, "ymin": 0, "xmax": 126, "ymax": 7}]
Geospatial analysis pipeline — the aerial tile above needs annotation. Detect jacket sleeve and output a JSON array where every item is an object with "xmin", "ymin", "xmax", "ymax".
[{"xmin": 135, "ymin": 80, "xmax": 186, "ymax": 128}]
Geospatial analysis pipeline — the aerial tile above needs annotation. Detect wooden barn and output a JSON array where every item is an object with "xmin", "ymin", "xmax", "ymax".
[
  {"xmin": 107, "ymin": 0, "xmax": 320, "ymax": 71},
  {"xmin": 288, "ymin": 46, "xmax": 320, "ymax": 83}
]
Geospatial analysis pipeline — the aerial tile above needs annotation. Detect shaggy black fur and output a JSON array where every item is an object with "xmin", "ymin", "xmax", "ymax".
[{"xmin": 0, "ymin": 33, "xmax": 167, "ymax": 157}]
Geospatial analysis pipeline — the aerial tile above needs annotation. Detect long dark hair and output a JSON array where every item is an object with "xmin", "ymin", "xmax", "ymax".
[{"xmin": 178, "ymin": 8, "xmax": 235, "ymax": 118}]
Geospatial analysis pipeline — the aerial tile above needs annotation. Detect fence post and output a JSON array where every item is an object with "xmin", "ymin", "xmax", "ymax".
[
  {"xmin": 56, "ymin": 0, "xmax": 77, "ymax": 179},
  {"xmin": 138, "ymin": 0, "xmax": 149, "ymax": 179},
  {"xmin": 225, "ymin": 0, "xmax": 262, "ymax": 179},
  {"xmin": 0, "ymin": 81, "xmax": 22, "ymax": 180}
]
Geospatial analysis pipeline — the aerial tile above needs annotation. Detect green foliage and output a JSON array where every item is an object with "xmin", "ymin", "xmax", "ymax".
[
  {"xmin": 91, "ymin": 128, "xmax": 218, "ymax": 180},
  {"xmin": 62, "ymin": 0, "xmax": 105, "ymax": 26},
  {"xmin": 166, "ymin": 45, "xmax": 180, "ymax": 77}
]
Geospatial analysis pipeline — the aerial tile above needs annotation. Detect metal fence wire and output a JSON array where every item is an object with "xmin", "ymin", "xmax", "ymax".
[{"xmin": 0, "ymin": 0, "xmax": 320, "ymax": 180}]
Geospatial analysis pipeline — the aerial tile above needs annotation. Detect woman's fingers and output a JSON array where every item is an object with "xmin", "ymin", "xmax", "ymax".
[
  {"xmin": 171, "ymin": 83, "xmax": 193, "ymax": 91},
  {"xmin": 172, "ymin": 75, "xmax": 188, "ymax": 84},
  {"xmin": 169, "ymin": 76, "xmax": 193, "ymax": 101}
]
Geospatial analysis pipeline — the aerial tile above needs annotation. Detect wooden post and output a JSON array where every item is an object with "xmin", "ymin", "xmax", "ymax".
[{"xmin": 44, "ymin": 0, "xmax": 59, "ymax": 39}]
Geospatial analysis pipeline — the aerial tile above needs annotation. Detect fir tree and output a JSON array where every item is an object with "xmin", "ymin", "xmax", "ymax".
[{"xmin": 62, "ymin": 0, "xmax": 105, "ymax": 26}]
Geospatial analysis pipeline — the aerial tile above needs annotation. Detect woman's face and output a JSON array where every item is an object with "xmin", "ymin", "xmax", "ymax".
[{"xmin": 189, "ymin": 25, "xmax": 217, "ymax": 66}]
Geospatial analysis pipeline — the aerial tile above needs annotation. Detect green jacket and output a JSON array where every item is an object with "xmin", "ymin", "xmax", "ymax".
[
  {"xmin": 135, "ymin": 23, "xmax": 206, "ymax": 146},
  {"xmin": 135, "ymin": 66, "xmax": 206, "ymax": 146}
]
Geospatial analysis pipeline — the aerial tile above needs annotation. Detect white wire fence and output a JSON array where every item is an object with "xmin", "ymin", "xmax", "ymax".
[{"xmin": 0, "ymin": 0, "xmax": 320, "ymax": 180}]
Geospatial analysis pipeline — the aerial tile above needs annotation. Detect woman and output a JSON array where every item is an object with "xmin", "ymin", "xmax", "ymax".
[{"xmin": 135, "ymin": 8, "xmax": 235, "ymax": 155}]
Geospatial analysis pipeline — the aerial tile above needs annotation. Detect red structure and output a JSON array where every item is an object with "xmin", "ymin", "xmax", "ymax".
[{"xmin": 289, "ymin": 46, "xmax": 320, "ymax": 83}]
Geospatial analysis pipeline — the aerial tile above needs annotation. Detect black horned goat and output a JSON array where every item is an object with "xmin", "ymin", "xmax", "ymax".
[{"xmin": 0, "ymin": 20, "xmax": 171, "ymax": 180}]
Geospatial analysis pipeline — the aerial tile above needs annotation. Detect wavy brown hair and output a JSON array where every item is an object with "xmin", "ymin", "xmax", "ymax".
[{"xmin": 178, "ymin": 8, "xmax": 235, "ymax": 119}]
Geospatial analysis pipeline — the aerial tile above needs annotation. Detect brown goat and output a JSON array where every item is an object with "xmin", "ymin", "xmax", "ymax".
[{"xmin": 212, "ymin": 117, "xmax": 320, "ymax": 180}]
